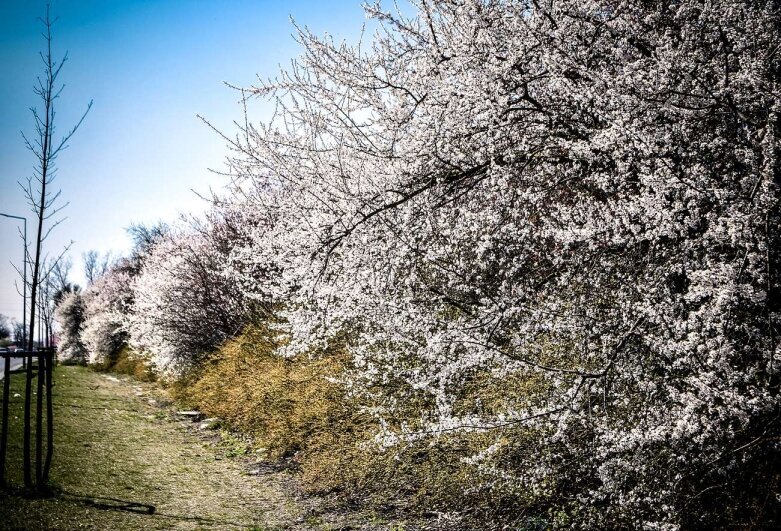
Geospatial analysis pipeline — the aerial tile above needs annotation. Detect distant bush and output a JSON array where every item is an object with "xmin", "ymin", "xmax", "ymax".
[
  {"xmin": 81, "ymin": 265, "xmax": 134, "ymax": 365},
  {"xmin": 55, "ymin": 291, "xmax": 87, "ymax": 363}
]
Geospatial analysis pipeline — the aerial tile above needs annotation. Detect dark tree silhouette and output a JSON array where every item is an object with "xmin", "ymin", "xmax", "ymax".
[{"xmin": 19, "ymin": 4, "xmax": 91, "ymax": 492}]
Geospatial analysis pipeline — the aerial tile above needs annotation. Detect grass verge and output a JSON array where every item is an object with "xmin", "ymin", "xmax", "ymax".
[{"xmin": 0, "ymin": 365, "xmax": 304, "ymax": 530}]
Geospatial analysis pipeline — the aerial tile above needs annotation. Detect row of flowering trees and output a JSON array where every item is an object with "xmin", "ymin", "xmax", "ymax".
[{"xmin": 58, "ymin": 1, "xmax": 780, "ymax": 528}]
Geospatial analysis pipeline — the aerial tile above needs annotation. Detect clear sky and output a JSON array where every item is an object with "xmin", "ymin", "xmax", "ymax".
[{"xmin": 0, "ymin": 0, "xmax": 369, "ymax": 324}]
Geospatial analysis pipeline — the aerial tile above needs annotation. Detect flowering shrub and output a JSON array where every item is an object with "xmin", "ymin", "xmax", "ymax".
[
  {"xmin": 126, "ymin": 218, "xmax": 251, "ymax": 375},
  {"xmin": 76, "ymin": 1, "xmax": 780, "ymax": 527},
  {"xmin": 54, "ymin": 291, "xmax": 87, "ymax": 362},
  {"xmin": 81, "ymin": 264, "xmax": 135, "ymax": 365},
  {"xmin": 215, "ymin": 0, "xmax": 781, "ymax": 527}
]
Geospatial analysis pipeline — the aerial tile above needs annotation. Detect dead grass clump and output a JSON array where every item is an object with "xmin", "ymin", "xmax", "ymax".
[
  {"xmin": 171, "ymin": 323, "xmax": 375, "ymax": 493},
  {"xmin": 171, "ymin": 326, "xmax": 562, "ymax": 524},
  {"xmin": 95, "ymin": 344, "xmax": 156, "ymax": 382},
  {"xmin": 335, "ymin": 367, "xmax": 561, "ymax": 521}
]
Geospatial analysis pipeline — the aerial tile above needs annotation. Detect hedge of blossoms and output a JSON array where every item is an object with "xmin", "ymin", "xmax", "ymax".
[
  {"xmin": 54, "ymin": 291, "xmax": 87, "ymax": 362},
  {"xmin": 127, "ymin": 215, "xmax": 252, "ymax": 375},
  {"xmin": 70, "ymin": 1, "xmax": 780, "ymax": 528},
  {"xmin": 77, "ymin": 225, "xmax": 167, "ymax": 365},
  {"xmin": 81, "ymin": 261, "xmax": 135, "ymax": 365}
]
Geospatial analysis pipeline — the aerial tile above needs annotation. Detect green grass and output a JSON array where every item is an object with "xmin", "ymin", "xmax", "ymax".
[{"xmin": 0, "ymin": 366, "xmax": 303, "ymax": 530}]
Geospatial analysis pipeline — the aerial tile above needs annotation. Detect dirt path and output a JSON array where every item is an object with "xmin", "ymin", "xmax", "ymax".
[{"xmin": 0, "ymin": 366, "xmax": 392, "ymax": 530}]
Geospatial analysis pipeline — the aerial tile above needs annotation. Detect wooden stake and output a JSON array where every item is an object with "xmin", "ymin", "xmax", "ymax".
[
  {"xmin": 43, "ymin": 351, "xmax": 54, "ymax": 484},
  {"xmin": 35, "ymin": 352, "xmax": 44, "ymax": 490},
  {"xmin": 23, "ymin": 352, "xmax": 33, "ymax": 489},
  {"xmin": 1, "ymin": 355, "xmax": 10, "ymax": 487}
]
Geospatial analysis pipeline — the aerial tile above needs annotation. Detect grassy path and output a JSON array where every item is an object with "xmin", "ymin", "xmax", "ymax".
[{"xmin": 0, "ymin": 366, "xmax": 358, "ymax": 530}]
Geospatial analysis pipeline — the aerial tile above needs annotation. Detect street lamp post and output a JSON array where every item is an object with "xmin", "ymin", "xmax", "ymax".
[{"xmin": 0, "ymin": 213, "xmax": 27, "ymax": 354}]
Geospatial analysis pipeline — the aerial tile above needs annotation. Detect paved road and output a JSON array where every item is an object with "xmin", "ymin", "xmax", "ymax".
[{"xmin": 0, "ymin": 357, "xmax": 24, "ymax": 380}]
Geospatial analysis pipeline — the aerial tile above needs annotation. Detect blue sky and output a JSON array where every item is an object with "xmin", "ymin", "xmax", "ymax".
[{"xmin": 0, "ymin": 0, "xmax": 369, "ymax": 323}]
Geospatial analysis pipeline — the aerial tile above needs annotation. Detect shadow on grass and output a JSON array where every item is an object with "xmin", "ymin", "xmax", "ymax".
[
  {"xmin": 60, "ymin": 490, "xmax": 157, "ymax": 514},
  {"xmin": 3, "ymin": 399, "xmax": 143, "ymax": 413},
  {"xmin": 2, "ymin": 486, "xmax": 255, "ymax": 528},
  {"xmin": 58, "ymin": 489, "xmax": 253, "ymax": 528},
  {"xmin": 2, "ymin": 487, "xmax": 255, "ymax": 528}
]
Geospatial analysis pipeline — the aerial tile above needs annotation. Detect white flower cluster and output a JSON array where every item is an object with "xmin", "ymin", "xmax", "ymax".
[
  {"xmin": 81, "ymin": 266, "xmax": 134, "ymax": 365},
  {"xmin": 79, "ymin": 1, "xmax": 780, "ymax": 527},
  {"xmin": 125, "ymin": 219, "xmax": 250, "ymax": 375}
]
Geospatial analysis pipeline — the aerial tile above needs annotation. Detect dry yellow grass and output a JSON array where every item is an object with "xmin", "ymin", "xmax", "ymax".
[
  {"xmin": 95, "ymin": 344, "xmax": 156, "ymax": 382},
  {"xmin": 168, "ymin": 323, "xmax": 559, "ymax": 523},
  {"xmin": 171, "ymin": 324, "xmax": 376, "ymax": 495}
]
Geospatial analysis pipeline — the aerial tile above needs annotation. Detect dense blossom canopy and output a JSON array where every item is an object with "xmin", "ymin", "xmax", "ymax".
[
  {"xmin": 128, "ymin": 221, "xmax": 249, "ymax": 374},
  {"xmin": 81, "ymin": 264, "xmax": 134, "ymax": 365},
  {"xmin": 219, "ymin": 1, "xmax": 781, "ymax": 527},
  {"xmin": 69, "ymin": 1, "xmax": 780, "ymax": 528}
]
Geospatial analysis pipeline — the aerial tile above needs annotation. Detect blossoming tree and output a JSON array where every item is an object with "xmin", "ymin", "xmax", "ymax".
[{"xmin": 216, "ymin": 0, "xmax": 780, "ymax": 527}]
